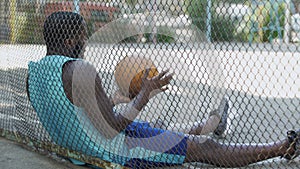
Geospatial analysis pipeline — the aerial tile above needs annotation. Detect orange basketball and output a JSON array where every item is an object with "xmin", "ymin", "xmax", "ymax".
[
  {"xmin": 129, "ymin": 67, "xmax": 159, "ymax": 98},
  {"xmin": 114, "ymin": 56, "xmax": 159, "ymax": 99}
]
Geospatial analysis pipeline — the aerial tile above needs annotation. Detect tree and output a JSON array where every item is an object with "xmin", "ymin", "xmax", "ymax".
[{"xmin": 185, "ymin": 0, "xmax": 241, "ymax": 42}]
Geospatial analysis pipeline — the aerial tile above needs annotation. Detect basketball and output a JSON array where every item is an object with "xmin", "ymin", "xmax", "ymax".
[{"xmin": 114, "ymin": 56, "xmax": 159, "ymax": 99}]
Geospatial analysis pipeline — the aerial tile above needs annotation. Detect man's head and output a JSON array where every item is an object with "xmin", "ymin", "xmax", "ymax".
[{"xmin": 44, "ymin": 11, "xmax": 87, "ymax": 58}]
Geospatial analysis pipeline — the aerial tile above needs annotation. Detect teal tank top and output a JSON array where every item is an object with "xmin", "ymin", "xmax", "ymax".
[{"xmin": 28, "ymin": 55, "xmax": 129, "ymax": 164}]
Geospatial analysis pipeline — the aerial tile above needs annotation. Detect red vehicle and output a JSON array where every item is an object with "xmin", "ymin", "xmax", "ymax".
[{"xmin": 44, "ymin": 2, "xmax": 119, "ymax": 31}]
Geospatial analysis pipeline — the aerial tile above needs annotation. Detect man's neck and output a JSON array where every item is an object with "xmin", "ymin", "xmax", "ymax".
[
  {"xmin": 47, "ymin": 48, "xmax": 64, "ymax": 56},
  {"xmin": 46, "ymin": 48, "xmax": 82, "ymax": 59}
]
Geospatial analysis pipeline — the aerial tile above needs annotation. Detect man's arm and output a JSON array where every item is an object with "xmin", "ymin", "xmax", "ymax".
[{"xmin": 63, "ymin": 60, "xmax": 172, "ymax": 139}]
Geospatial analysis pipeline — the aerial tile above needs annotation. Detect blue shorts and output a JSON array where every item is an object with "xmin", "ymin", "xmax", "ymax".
[{"xmin": 124, "ymin": 121, "xmax": 188, "ymax": 168}]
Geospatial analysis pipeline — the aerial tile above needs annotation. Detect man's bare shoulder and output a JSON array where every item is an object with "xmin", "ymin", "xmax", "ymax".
[
  {"xmin": 62, "ymin": 59, "xmax": 99, "ymax": 82},
  {"xmin": 62, "ymin": 60, "xmax": 99, "ymax": 87},
  {"xmin": 62, "ymin": 59, "xmax": 100, "ymax": 102},
  {"xmin": 63, "ymin": 60, "xmax": 96, "ymax": 73}
]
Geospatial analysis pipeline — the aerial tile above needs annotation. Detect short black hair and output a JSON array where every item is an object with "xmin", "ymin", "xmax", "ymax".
[{"xmin": 43, "ymin": 11, "xmax": 84, "ymax": 49}]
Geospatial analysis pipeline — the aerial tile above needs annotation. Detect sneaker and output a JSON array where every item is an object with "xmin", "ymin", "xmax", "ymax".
[
  {"xmin": 212, "ymin": 96, "xmax": 230, "ymax": 136},
  {"xmin": 282, "ymin": 130, "xmax": 300, "ymax": 160}
]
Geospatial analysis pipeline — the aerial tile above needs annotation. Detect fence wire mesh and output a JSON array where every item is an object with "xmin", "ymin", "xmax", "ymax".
[{"xmin": 0, "ymin": 0, "xmax": 300, "ymax": 168}]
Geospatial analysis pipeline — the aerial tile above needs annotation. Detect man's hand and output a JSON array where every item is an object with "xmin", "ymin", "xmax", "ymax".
[
  {"xmin": 140, "ymin": 68, "xmax": 174, "ymax": 99},
  {"xmin": 112, "ymin": 68, "xmax": 173, "ymax": 105}
]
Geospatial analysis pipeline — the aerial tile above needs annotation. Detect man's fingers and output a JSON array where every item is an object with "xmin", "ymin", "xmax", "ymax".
[
  {"xmin": 160, "ymin": 86, "xmax": 169, "ymax": 92},
  {"xmin": 163, "ymin": 72, "xmax": 174, "ymax": 81},
  {"xmin": 154, "ymin": 69, "xmax": 169, "ymax": 80},
  {"xmin": 159, "ymin": 72, "xmax": 174, "ymax": 86},
  {"xmin": 142, "ymin": 68, "xmax": 173, "ymax": 92}
]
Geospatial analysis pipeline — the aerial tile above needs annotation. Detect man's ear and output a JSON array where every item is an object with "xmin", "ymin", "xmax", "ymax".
[{"xmin": 64, "ymin": 38, "xmax": 76, "ymax": 48}]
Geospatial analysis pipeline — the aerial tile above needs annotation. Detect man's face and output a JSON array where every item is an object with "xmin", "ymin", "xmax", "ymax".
[{"xmin": 69, "ymin": 22, "xmax": 88, "ymax": 58}]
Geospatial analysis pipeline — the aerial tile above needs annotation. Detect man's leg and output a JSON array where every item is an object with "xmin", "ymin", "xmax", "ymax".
[
  {"xmin": 189, "ymin": 96, "xmax": 229, "ymax": 136},
  {"xmin": 184, "ymin": 130, "xmax": 299, "ymax": 167},
  {"xmin": 124, "ymin": 122, "xmax": 189, "ymax": 168},
  {"xmin": 125, "ymin": 119, "xmax": 299, "ymax": 168},
  {"xmin": 187, "ymin": 111, "xmax": 221, "ymax": 135},
  {"xmin": 152, "ymin": 96, "xmax": 230, "ymax": 136}
]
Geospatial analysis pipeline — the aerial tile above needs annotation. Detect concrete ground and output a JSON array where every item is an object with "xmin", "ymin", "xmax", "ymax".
[
  {"xmin": 0, "ymin": 137, "xmax": 91, "ymax": 169},
  {"xmin": 1, "ymin": 137, "xmax": 299, "ymax": 169}
]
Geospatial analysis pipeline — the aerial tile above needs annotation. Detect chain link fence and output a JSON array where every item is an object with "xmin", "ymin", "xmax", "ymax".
[{"xmin": 0, "ymin": 0, "xmax": 300, "ymax": 168}]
